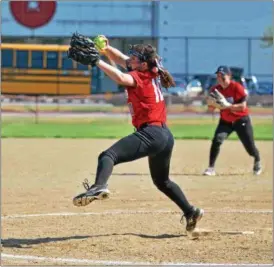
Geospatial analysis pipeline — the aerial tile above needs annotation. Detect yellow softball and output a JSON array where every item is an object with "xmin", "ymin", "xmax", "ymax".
[{"xmin": 94, "ymin": 35, "xmax": 108, "ymax": 52}]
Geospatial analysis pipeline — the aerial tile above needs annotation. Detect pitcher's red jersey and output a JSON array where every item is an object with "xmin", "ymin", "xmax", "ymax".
[{"xmin": 125, "ymin": 70, "xmax": 166, "ymax": 129}]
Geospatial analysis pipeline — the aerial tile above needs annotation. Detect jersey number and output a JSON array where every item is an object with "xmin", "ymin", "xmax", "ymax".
[{"xmin": 152, "ymin": 79, "xmax": 164, "ymax": 103}]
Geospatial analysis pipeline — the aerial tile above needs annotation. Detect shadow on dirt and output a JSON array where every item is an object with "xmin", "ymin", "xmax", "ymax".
[
  {"xmin": 2, "ymin": 232, "xmax": 186, "ymax": 248},
  {"xmin": 91, "ymin": 172, "xmax": 245, "ymax": 177}
]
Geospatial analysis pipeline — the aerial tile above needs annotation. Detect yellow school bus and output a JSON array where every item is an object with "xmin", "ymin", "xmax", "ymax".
[{"xmin": 1, "ymin": 43, "xmax": 92, "ymax": 95}]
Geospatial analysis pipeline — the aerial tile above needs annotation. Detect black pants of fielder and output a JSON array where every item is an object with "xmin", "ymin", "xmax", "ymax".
[
  {"xmin": 209, "ymin": 115, "xmax": 260, "ymax": 167},
  {"xmin": 94, "ymin": 123, "xmax": 194, "ymax": 216}
]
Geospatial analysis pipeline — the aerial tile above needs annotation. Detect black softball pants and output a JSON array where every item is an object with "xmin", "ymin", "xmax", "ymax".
[
  {"xmin": 209, "ymin": 115, "xmax": 260, "ymax": 167},
  {"xmin": 94, "ymin": 123, "xmax": 194, "ymax": 215}
]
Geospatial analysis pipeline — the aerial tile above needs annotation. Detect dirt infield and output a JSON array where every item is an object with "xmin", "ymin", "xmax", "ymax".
[{"xmin": 1, "ymin": 139, "xmax": 272, "ymax": 265}]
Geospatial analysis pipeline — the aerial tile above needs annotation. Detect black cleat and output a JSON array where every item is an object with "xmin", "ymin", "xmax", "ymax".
[
  {"xmin": 73, "ymin": 179, "xmax": 110, "ymax": 207},
  {"xmin": 182, "ymin": 207, "xmax": 204, "ymax": 232}
]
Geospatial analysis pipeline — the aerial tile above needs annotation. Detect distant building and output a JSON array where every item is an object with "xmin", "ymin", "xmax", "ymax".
[{"xmin": 2, "ymin": 1, "xmax": 272, "ymax": 82}]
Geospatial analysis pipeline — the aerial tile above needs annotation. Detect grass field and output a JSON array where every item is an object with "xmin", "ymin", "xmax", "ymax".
[
  {"xmin": 2, "ymin": 104, "xmax": 273, "ymax": 114},
  {"xmin": 2, "ymin": 117, "xmax": 272, "ymax": 140}
]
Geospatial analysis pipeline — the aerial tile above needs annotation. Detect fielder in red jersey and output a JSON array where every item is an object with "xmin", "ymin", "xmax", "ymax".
[
  {"xmin": 73, "ymin": 39, "xmax": 203, "ymax": 233},
  {"xmin": 210, "ymin": 80, "xmax": 249, "ymax": 122},
  {"xmin": 204, "ymin": 66, "xmax": 262, "ymax": 176}
]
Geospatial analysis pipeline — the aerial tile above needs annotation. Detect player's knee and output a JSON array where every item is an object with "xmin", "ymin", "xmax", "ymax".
[
  {"xmin": 98, "ymin": 150, "xmax": 116, "ymax": 165},
  {"xmin": 212, "ymin": 133, "xmax": 226, "ymax": 146},
  {"xmin": 153, "ymin": 178, "xmax": 171, "ymax": 191}
]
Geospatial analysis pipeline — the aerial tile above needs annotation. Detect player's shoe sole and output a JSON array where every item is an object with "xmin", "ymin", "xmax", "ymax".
[{"xmin": 73, "ymin": 189, "xmax": 110, "ymax": 207}]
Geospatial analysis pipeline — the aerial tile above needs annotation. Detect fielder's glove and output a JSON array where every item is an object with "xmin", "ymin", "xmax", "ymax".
[
  {"xmin": 67, "ymin": 32, "xmax": 100, "ymax": 66},
  {"xmin": 207, "ymin": 89, "xmax": 232, "ymax": 109}
]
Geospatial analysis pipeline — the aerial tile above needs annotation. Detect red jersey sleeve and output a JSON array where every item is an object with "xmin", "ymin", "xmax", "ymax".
[
  {"xmin": 128, "ymin": 71, "xmax": 143, "ymax": 88},
  {"xmin": 235, "ymin": 82, "xmax": 248, "ymax": 102}
]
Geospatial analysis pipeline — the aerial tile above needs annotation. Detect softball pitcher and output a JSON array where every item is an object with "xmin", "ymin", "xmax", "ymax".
[{"xmin": 67, "ymin": 33, "xmax": 203, "ymax": 233}]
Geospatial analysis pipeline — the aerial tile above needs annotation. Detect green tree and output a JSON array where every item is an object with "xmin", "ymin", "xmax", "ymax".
[{"xmin": 261, "ymin": 26, "xmax": 273, "ymax": 48}]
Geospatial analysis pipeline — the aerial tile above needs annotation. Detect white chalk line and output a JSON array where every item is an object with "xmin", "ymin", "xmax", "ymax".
[
  {"xmin": 1, "ymin": 253, "xmax": 272, "ymax": 266},
  {"xmin": 2, "ymin": 209, "xmax": 272, "ymax": 219}
]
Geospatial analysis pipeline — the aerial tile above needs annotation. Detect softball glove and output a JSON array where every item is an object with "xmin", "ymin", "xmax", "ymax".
[{"xmin": 67, "ymin": 32, "xmax": 100, "ymax": 66}]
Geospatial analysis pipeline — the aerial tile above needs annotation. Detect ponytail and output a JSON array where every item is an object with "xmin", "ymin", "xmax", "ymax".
[
  {"xmin": 158, "ymin": 69, "xmax": 175, "ymax": 89},
  {"xmin": 132, "ymin": 44, "xmax": 176, "ymax": 89},
  {"xmin": 152, "ymin": 57, "xmax": 175, "ymax": 89}
]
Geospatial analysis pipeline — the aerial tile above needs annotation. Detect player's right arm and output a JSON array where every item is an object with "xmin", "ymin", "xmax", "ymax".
[
  {"xmin": 96, "ymin": 59, "xmax": 136, "ymax": 87},
  {"xmin": 206, "ymin": 86, "xmax": 217, "ymax": 112},
  {"xmin": 95, "ymin": 35, "xmax": 129, "ymax": 69},
  {"xmin": 103, "ymin": 46, "xmax": 129, "ymax": 69}
]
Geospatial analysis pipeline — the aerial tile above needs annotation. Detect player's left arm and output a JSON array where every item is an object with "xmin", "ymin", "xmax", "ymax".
[
  {"xmin": 228, "ymin": 101, "xmax": 247, "ymax": 112},
  {"xmin": 227, "ymin": 83, "xmax": 247, "ymax": 112}
]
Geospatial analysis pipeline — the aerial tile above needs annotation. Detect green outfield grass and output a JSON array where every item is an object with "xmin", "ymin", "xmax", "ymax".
[
  {"xmin": 2, "ymin": 117, "xmax": 272, "ymax": 140},
  {"xmin": 2, "ymin": 104, "xmax": 273, "ymax": 114}
]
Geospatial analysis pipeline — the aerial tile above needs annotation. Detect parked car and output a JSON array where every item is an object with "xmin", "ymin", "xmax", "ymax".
[
  {"xmin": 256, "ymin": 81, "xmax": 273, "ymax": 95},
  {"xmin": 245, "ymin": 76, "xmax": 259, "ymax": 95},
  {"xmin": 163, "ymin": 78, "xmax": 187, "ymax": 96},
  {"xmin": 192, "ymin": 74, "xmax": 217, "ymax": 95},
  {"xmin": 185, "ymin": 79, "xmax": 203, "ymax": 97}
]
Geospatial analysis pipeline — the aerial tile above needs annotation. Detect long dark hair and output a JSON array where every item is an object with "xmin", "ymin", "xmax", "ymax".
[{"xmin": 129, "ymin": 44, "xmax": 175, "ymax": 89}]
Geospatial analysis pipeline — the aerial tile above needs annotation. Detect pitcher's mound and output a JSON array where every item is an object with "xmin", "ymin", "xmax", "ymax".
[{"xmin": 188, "ymin": 228, "xmax": 254, "ymax": 239}]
